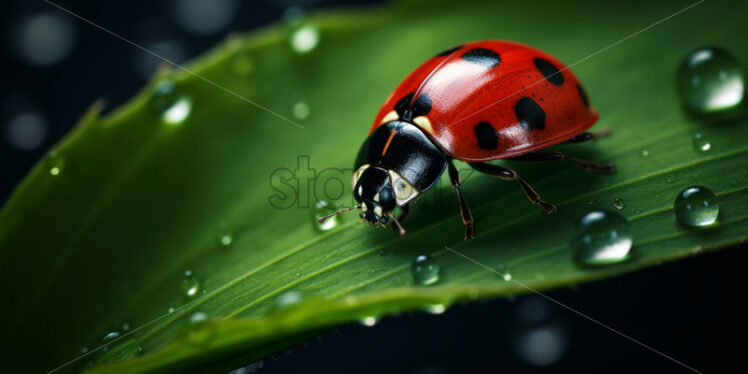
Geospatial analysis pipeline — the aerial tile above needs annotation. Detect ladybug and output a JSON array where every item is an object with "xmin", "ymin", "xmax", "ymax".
[{"xmin": 319, "ymin": 40, "xmax": 615, "ymax": 239}]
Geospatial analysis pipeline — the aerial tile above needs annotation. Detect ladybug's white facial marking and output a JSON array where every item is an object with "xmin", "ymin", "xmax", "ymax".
[
  {"xmin": 380, "ymin": 110, "xmax": 399, "ymax": 124},
  {"xmin": 387, "ymin": 169, "xmax": 420, "ymax": 206},
  {"xmin": 374, "ymin": 206, "xmax": 383, "ymax": 217},
  {"xmin": 373, "ymin": 192, "xmax": 380, "ymax": 203},
  {"xmin": 361, "ymin": 203, "xmax": 368, "ymax": 212},
  {"xmin": 412, "ymin": 116, "xmax": 433, "ymax": 135},
  {"xmin": 352, "ymin": 164, "xmax": 370, "ymax": 188}
]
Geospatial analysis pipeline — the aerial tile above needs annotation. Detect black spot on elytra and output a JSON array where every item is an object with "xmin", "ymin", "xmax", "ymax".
[
  {"xmin": 394, "ymin": 93, "xmax": 414, "ymax": 117},
  {"xmin": 533, "ymin": 58, "xmax": 564, "ymax": 86},
  {"xmin": 394, "ymin": 92, "xmax": 432, "ymax": 121},
  {"xmin": 473, "ymin": 122, "xmax": 498, "ymax": 149},
  {"xmin": 461, "ymin": 48, "xmax": 501, "ymax": 68},
  {"xmin": 577, "ymin": 84, "xmax": 590, "ymax": 108},
  {"xmin": 435, "ymin": 45, "xmax": 462, "ymax": 57},
  {"xmin": 515, "ymin": 97, "xmax": 546, "ymax": 131},
  {"xmin": 411, "ymin": 93, "xmax": 432, "ymax": 118}
]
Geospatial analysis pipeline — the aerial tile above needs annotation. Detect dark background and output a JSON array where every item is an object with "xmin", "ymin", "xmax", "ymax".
[{"xmin": 2, "ymin": 1, "xmax": 744, "ymax": 373}]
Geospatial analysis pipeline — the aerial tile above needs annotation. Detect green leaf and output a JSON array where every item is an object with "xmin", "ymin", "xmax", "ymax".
[{"xmin": 1, "ymin": 0, "xmax": 747, "ymax": 373}]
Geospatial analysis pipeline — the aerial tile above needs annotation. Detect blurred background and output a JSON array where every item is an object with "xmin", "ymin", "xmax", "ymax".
[{"xmin": 1, "ymin": 0, "xmax": 745, "ymax": 373}]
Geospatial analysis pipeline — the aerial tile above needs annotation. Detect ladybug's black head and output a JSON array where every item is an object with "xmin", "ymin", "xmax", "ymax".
[{"xmin": 353, "ymin": 166, "xmax": 396, "ymax": 225}]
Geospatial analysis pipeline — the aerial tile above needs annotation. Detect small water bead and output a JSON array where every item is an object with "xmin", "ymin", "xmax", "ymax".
[
  {"xmin": 290, "ymin": 25, "xmax": 320, "ymax": 54},
  {"xmin": 47, "ymin": 150, "xmax": 64, "ymax": 176},
  {"xmin": 181, "ymin": 270, "xmax": 200, "ymax": 298},
  {"xmin": 313, "ymin": 200, "xmax": 340, "ymax": 231},
  {"xmin": 102, "ymin": 331, "xmax": 120, "ymax": 343},
  {"xmin": 218, "ymin": 224, "xmax": 233, "ymax": 247},
  {"xmin": 411, "ymin": 254, "xmax": 439, "ymax": 285},
  {"xmin": 121, "ymin": 323, "xmax": 130, "ymax": 331},
  {"xmin": 292, "ymin": 100, "xmax": 311, "ymax": 120},
  {"xmin": 692, "ymin": 133, "xmax": 711, "ymax": 152},
  {"xmin": 571, "ymin": 210, "xmax": 633, "ymax": 266},
  {"xmin": 502, "ymin": 272, "xmax": 512, "ymax": 281},
  {"xmin": 184, "ymin": 312, "xmax": 216, "ymax": 345},
  {"xmin": 674, "ymin": 186, "xmax": 719, "ymax": 226},
  {"xmin": 152, "ymin": 80, "xmax": 192, "ymax": 125},
  {"xmin": 81, "ymin": 347, "xmax": 89, "ymax": 354},
  {"xmin": 677, "ymin": 47, "xmax": 744, "ymax": 113},
  {"xmin": 424, "ymin": 304, "xmax": 446, "ymax": 314},
  {"xmin": 640, "ymin": 149, "xmax": 649, "ymax": 157},
  {"xmin": 275, "ymin": 291, "xmax": 303, "ymax": 309},
  {"xmin": 359, "ymin": 316, "xmax": 379, "ymax": 327},
  {"xmin": 612, "ymin": 197, "xmax": 625, "ymax": 210}
]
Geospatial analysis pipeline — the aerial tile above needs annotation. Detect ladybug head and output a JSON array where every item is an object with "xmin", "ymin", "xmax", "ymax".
[
  {"xmin": 317, "ymin": 166, "xmax": 407, "ymax": 236},
  {"xmin": 353, "ymin": 167, "xmax": 396, "ymax": 225}
]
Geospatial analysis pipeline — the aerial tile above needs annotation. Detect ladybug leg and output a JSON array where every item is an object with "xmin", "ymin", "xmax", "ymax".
[
  {"xmin": 509, "ymin": 152, "xmax": 616, "ymax": 173},
  {"xmin": 468, "ymin": 162, "xmax": 558, "ymax": 214},
  {"xmin": 447, "ymin": 159, "xmax": 475, "ymax": 240},
  {"xmin": 562, "ymin": 129, "xmax": 612, "ymax": 144}
]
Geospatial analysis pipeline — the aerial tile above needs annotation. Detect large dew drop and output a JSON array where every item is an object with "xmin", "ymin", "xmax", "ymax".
[
  {"xmin": 47, "ymin": 150, "xmax": 64, "ymax": 176},
  {"xmin": 152, "ymin": 80, "xmax": 192, "ymax": 125},
  {"xmin": 677, "ymin": 47, "xmax": 744, "ymax": 113},
  {"xmin": 571, "ymin": 210, "xmax": 633, "ymax": 266},
  {"xmin": 313, "ymin": 200, "xmax": 340, "ymax": 231},
  {"xmin": 181, "ymin": 270, "xmax": 200, "ymax": 298},
  {"xmin": 674, "ymin": 186, "xmax": 719, "ymax": 227},
  {"xmin": 411, "ymin": 254, "xmax": 439, "ymax": 285}
]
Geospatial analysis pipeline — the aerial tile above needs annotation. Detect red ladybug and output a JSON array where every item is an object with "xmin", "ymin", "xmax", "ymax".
[{"xmin": 320, "ymin": 40, "xmax": 615, "ymax": 239}]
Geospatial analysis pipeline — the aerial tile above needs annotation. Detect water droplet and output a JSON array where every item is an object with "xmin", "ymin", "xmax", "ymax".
[
  {"xmin": 275, "ymin": 291, "xmax": 303, "ymax": 309},
  {"xmin": 313, "ymin": 200, "xmax": 340, "ymax": 231},
  {"xmin": 184, "ymin": 312, "xmax": 216, "ymax": 345},
  {"xmin": 168, "ymin": 306, "xmax": 176, "ymax": 313},
  {"xmin": 121, "ymin": 323, "xmax": 130, "ymax": 331},
  {"xmin": 181, "ymin": 270, "xmax": 200, "ymax": 298},
  {"xmin": 290, "ymin": 25, "xmax": 319, "ymax": 53},
  {"xmin": 217, "ymin": 224, "xmax": 233, "ymax": 247},
  {"xmin": 359, "ymin": 316, "xmax": 379, "ymax": 326},
  {"xmin": 612, "ymin": 197, "xmax": 625, "ymax": 210},
  {"xmin": 292, "ymin": 100, "xmax": 311, "ymax": 120},
  {"xmin": 411, "ymin": 254, "xmax": 439, "ymax": 285},
  {"xmin": 571, "ymin": 210, "xmax": 633, "ymax": 266},
  {"xmin": 424, "ymin": 304, "xmax": 446, "ymax": 314},
  {"xmin": 47, "ymin": 150, "xmax": 64, "ymax": 176},
  {"xmin": 674, "ymin": 186, "xmax": 719, "ymax": 226},
  {"xmin": 102, "ymin": 331, "xmax": 120, "ymax": 343},
  {"xmin": 502, "ymin": 272, "xmax": 512, "ymax": 281},
  {"xmin": 152, "ymin": 80, "xmax": 192, "ymax": 125},
  {"xmin": 677, "ymin": 47, "xmax": 744, "ymax": 113},
  {"xmin": 692, "ymin": 133, "xmax": 711, "ymax": 152},
  {"xmin": 641, "ymin": 149, "xmax": 649, "ymax": 157},
  {"xmin": 81, "ymin": 347, "xmax": 89, "ymax": 354}
]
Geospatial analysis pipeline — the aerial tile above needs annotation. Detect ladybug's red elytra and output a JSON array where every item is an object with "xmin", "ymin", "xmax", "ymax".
[{"xmin": 319, "ymin": 40, "xmax": 615, "ymax": 239}]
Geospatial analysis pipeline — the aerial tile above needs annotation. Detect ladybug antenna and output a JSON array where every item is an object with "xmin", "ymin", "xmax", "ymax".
[
  {"xmin": 388, "ymin": 214, "xmax": 407, "ymax": 236},
  {"xmin": 317, "ymin": 204, "xmax": 361, "ymax": 223}
]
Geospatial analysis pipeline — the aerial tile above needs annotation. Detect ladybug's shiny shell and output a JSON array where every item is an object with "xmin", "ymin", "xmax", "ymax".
[{"xmin": 370, "ymin": 40, "xmax": 598, "ymax": 161}]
